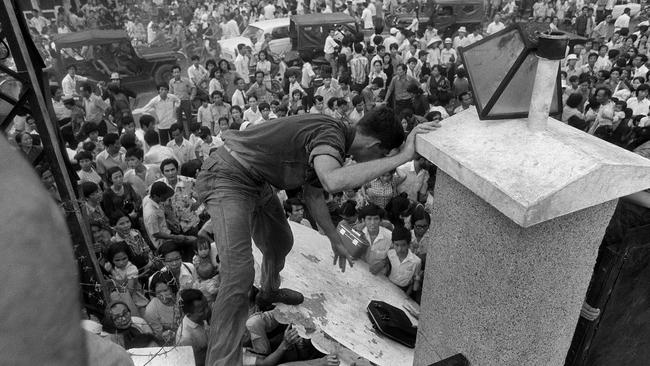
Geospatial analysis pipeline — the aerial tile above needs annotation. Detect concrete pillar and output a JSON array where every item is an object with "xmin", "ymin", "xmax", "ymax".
[{"xmin": 413, "ymin": 113, "xmax": 650, "ymax": 365}]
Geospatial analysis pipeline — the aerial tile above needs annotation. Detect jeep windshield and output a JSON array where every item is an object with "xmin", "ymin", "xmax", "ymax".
[{"xmin": 241, "ymin": 25, "xmax": 264, "ymax": 41}]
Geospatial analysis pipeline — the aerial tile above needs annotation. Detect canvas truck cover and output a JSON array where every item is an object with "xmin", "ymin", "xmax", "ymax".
[
  {"xmin": 52, "ymin": 29, "xmax": 129, "ymax": 48},
  {"xmin": 290, "ymin": 13, "xmax": 356, "ymax": 51}
]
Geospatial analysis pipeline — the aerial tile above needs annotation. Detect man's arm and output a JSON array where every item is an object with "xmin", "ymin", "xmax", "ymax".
[
  {"xmin": 314, "ymin": 121, "xmax": 440, "ymax": 193},
  {"xmin": 303, "ymin": 184, "xmax": 354, "ymax": 271}
]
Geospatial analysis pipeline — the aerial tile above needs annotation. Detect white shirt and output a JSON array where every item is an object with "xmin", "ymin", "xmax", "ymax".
[
  {"xmin": 486, "ymin": 21, "xmax": 505, "ymax": 35},
  {"xmin": 231, "ymin": 89, "xmax": 247, "ymax": 108},
  {"xmin": 234, "ymin": 54, "xmax": 251, "ymax": 84},
  {"xmin": 52, "ymin": 98, "xmax": 71, "ymax": 120},
  {"xmin": 143, "ymin": 195, "xmax": 169, "ymax": 249},
  {"xmin": 387, "ymin": 249, "xmax": 422, "ymax": 287},
  {"xmin": 187, "ymin": 64, "xmax": 209, "ymax": 88},
  {"xmin": 222, "ymin": 19, "xmax": 240, "ymax": 39},
  {"xmin": 166, "ymin": 138, "xmax": 196, "ymax": 165},
  {"xmin": 633, "ymin": 64, "xmax": 649, "ymax": 79},
  {"xmin": 243, "ymin": 107, "xmax": 262, "ymax": 122},
  {"xmin": 324, "ymin": 36, "xmax": 338, "ymax": 54},
  {"xmin": 301, "ymin": 62, "xmax": 315, "ymax": 89},
  {"xmin": 133, "ymin": 94, "xmax": 180, "ymax": 129},
  {"xmin": 144, "ymin": 144, "xmax": 179, "ymax": 166},
  {"xmin": 626, "ymin": 97, "xmax": 650, "ymax": 116},
  {"xmin": 263, "ymin": 4, "xmax": 276, "ymax": 19},
  {"xmin": 614, "ymin": 13, "xmax": 630, "ymax": 30},
  {"xmin": 362, "ymin": 8, "xmax": 374, "ymax": 29},
  {"xmin": 61, "ymin": 74, "xmax": 88, "ymax": 97},
  {"xmin": 363, "ymin": 226, "xmax": 393, "ymax": 272},
  {"xmin": 176, "ymin": 316, "xmax": 208, "ymax": 364},
  {"xmin": 467, "ymin": 33, "xmax": 484, "ymax": 44}
]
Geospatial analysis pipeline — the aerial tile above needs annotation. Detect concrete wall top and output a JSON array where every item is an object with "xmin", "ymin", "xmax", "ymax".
[{"xmin": 416, "ymin": 107, "xmax": 650, "ymax": 227}]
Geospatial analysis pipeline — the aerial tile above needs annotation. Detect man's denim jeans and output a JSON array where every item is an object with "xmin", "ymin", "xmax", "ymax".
[{"xmin": 196, "ymin": 147, "xmax": 293, "ymax": 366}]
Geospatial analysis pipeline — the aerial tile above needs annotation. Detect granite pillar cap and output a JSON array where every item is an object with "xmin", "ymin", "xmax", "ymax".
[{"xmin": 416, "ymin": 108, "xmax": 650, "ymax": 227}]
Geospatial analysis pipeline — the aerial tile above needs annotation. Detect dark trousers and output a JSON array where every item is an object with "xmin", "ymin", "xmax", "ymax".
[
  {"xmin": 196, "ymin": 147, "xmax": 293, "ymax": 366},
  {"xmin": 177, "ymin": 99, "xmax": 193, "ymax": 137},
  {"xmin": 158, "ymin": 128, "xmax": 171, "ymax": 146},
  {"xmin": 395, "ymin": 98, "xmax": 412, "ymax": 117}
]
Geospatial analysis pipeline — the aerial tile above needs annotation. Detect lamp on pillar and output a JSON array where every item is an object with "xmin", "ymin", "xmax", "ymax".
[{"xmin": 413, "ymin": 24, "xmax": 650, "ymax": 366}]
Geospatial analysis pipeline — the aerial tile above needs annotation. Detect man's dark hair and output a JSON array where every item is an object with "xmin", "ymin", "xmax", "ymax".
[
  {"xmin": 352, "ymin": 95, "xmax": 364, "ymax": 106},
  {"xmin": 140, "ymin": 114, "xmax": 156, "ymax": 129},
  {"xmin": 371, "ymin": 77, "xmax": 384, "ymax": 88},
  {"xmin": 125, "ymin": 147, "xmax": 144, "ymax": 160},
  {"xmin": 259, "ymin": 102, "xmax": 270, "ymax": 111},
  {"xmin": 160, "ymin": 158, "xmax": 179, "ymax": 172},
  {"xmin": 149, "ymin": 270, "xmax": 178, "ymax": 295},
  {"xmin": 637, "ymin": 84, "xmax": 650, "ymax": 95},
  {"xmin": 157, "ymin": 83, "xmax": 169, "ymax": 91},
  {"xmin": 169, "ymin": 123, "xmax": 184, "ymax": 135},
  {"xmin": 179, "ymin": 289, "xmax": 204, "ymax": 314},
  {"xmin": 284, "ymin": 198, "xmax": 303, "ymax": 215},
  {"xmin": 356, "ymin": 107, "xmax": 405, "ymax": 151},
  {"xmin": 75, "ymin": 150, "xmax": 94, "ymax": 162},
  {"xmin": 150, "ymin": 181, "xmax": 174, "ymax": 200},
  {"xmin": 144, "ymin": 129, "xmax": 160, "ymax": 146},
  {"xmin": 391, "ymin": 225, "xmax": 412, "ymax": 242},
  {"xmin": 358, "ymin": 203, "xmax": 384, "ymax": 220},
  {"xmin": 83, "ymin": 122, "xmax": 99, "ymax": 135},
  {"xmin": 120, "ymin": 133, "xmax": 138, "ymax": 150},
  {"xmin": 103, "ymin": 133, "xmax": 119, "ymax": 147},
  {"xmin": 171, "ymin": 64, "xmax": 182, "ymax": 72},
  {"xmin": 566, "ymin": 93, "xmax": 583, "ymax": 109},
  {"xmin": 80, "ymin": 181, "xmax": 100, "ymax": 197}
]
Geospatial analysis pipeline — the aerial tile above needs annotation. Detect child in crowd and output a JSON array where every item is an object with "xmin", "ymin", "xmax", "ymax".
[
  {"xmin": 110, "ymin": 212, "xmax": 157, "ymax": 278},
  {"xmin": 196, "ymin": 126, "xmax": 222, "ymax": 161},
  {"xmin": 107, "ymin": 241, "xmax": 149, "ymax": 316},
  {"xmin": 196, "ymin": 97, "xmax": 214, "ymax": 133},
  {"xmin": 287, "ymin": 73, "xmax": 306, "ymax": 98},
  {"xmin": 288, "ymin": 89, "xmax": 304, "ymax": 115},
  {"xmin": 193, "ymin": 237, "xmax": 220, "ymax": 269},
  {"xmin": 193, "ymin": 261, "xmax": 220, "ymax": 303},
  {"xmin": 188, "ymin": 122, "xmax": 203, "ymax": 149},
  {"xmin": 76, "ymin": 150, "xmax": 102, "ymax": 185},
  {"xmin": 386, "ymin": 226, "xmax": 422, "ymax": 301}
]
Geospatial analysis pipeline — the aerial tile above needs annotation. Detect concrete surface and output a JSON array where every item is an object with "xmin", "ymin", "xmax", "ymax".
[
  {"xmin": 252, "ymin": 222, "xmax": 417, "ymax": 366},
  {"xmin": 128, "ymin": 346, "xmax": 194, "ymax": 366},
  {"xmin": 414, "ymin": 171, "xmax": 618, "ymax": 366},
  {"xmin": 416, "ymin": 107, "xmax": 650, "ymax": 227}
]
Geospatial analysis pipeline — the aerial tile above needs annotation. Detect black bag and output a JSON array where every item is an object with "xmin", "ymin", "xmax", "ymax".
[{"xmin": 367, "ymin": 300, "xmax": 417, "ymax": 348}]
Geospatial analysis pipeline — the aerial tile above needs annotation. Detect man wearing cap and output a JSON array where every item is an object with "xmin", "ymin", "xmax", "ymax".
[
  {"xmin": 383, "ymin": 27, "xmax": 399, "ymax": 50},
  {"xmin": 453, "ymin": 27, "xmax": 471, "ymax": 49},
  {"xmin": 426, "ymin": 36, "xmax": 442, "ymax": 66},
  {"xmin": 109, "ymin": 72, "xmax": 137, "ymax": 100},
  {"xmin": 563, "ymin": 54, "xmax": 581, "ymax": 80},
  {"xmin": 440, "ymin": 38, "xmax": 457, "ymax": 65}
]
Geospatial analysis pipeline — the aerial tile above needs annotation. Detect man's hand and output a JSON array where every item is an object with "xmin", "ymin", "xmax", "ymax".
[
  {"xmin": 282, "ymin": 325, "xmax": 300, "ymax": 346},
  {"xmin": 329, "ymin": 235, "xmax": 354, "ymax": 273},
  {"xmin": 399, "ymin": 121, "xmax": 441, "ymax": 161}
]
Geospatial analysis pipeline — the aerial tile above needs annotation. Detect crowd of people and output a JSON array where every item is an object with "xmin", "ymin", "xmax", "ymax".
[{"xmin": 7, "ymin": 0, "xmax": 650, "ymax": 365}]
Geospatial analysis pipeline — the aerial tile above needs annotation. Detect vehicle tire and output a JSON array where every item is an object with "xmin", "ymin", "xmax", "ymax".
[{"xmin": 154, "ymin": 64, "xmax": 173, "ymax": 85}]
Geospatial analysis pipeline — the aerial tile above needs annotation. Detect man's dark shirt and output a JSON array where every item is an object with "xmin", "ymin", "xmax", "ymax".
[{"xmin": 223, "ymin": 114, "xmax": 356, "ymax": 190}]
